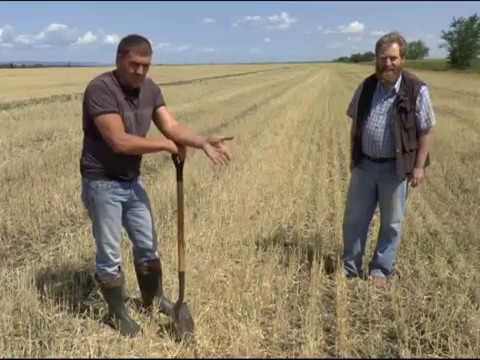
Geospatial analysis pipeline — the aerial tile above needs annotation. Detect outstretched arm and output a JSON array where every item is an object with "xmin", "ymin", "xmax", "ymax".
[
  {"xmin": 153, "ymin": 106, "xmax": 232, "ymax": 165},
  {"xmin": 94, "ymin": 113, "xmax": 178, "ymax": 155}
]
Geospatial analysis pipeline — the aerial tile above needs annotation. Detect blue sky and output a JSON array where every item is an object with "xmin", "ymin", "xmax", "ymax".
[{"xmin": 0, "ymin": 1, "xmax": 479, "ymax": 64}]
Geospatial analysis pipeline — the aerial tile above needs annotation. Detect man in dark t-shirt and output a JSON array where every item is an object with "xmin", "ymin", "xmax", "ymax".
[{"xmin": 80, "ymin": 34, "xmax": 232, "ymax": 337}]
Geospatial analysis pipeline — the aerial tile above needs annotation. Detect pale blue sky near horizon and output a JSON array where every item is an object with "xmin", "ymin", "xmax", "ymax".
[{"xmin": 0, "ymin": 1, "xmax": 479, "ymax": 64}]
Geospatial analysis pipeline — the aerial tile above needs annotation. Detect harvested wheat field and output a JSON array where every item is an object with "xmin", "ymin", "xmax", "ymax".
[{"xmin": 0, "ymin": 63, "xmax": 479, "ymax": 357}]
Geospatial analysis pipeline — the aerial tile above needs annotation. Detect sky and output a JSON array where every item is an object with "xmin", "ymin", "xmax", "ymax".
[{"xmin": 0, "ymin": 1, "xmax": 479, "ymax": 64}]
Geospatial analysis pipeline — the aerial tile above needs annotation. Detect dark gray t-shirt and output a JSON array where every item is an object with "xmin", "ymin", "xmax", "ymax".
[{"xmin": 80, "ymin": 71, "xmax": 165, "ymax": 181}]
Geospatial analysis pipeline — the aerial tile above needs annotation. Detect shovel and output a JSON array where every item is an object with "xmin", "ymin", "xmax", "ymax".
[{"xmin": 169, "ymin": 153, "xmax": 195, "ymax": 343}]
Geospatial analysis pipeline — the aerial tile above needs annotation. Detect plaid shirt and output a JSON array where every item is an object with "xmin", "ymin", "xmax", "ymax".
[{"xmin": 347, "ymin": 74, "xmax": 436, "ymax": 158}]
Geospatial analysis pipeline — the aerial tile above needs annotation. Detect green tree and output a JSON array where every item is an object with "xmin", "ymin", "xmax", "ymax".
[
  {"xmin": 361, "ymin": 51, "xmax": 375, "ymax": 62},
  {"xmin": 441, "ymin": 13, "xmax": 480, "ymax": 68},
  {"xmin": 333, "ymin": 56, "xmax": 351, "ymax": 63},
  {"xmin": 350, "ymin": 51, "xmax": 375, "ymax": 63},
  {"xmin": 406, "ymin": 40, "xmax": 430, "ymax": 60}
]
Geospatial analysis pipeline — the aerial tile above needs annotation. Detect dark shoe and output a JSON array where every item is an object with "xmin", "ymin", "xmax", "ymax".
[
  {"xmin": 97, "ymin": 272, "xmax": 141, "ymax": 337},
  {"xmin": 134, "ymin": 258, "xmax": 174, "ymax": 315}
]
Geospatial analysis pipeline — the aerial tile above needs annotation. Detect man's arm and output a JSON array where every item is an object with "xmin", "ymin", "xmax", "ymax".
[
  {"xmin": 349, "ymin": 117, "xmax": 357, "ymax": 171},
  {"xmin": 153, "ymin": 106, "xmax": 208, "ymax": 149},
  {"xmin": 410, "ymin": 85, "xmax": 436, "ymax": 187},
  {"xmin": 347, "ymin": 83, "xmax": 362, "ymax": 171},
  {"xmin": 153, "ymin": 106, "xmax": 232, "ymax": 165},
  {"xmin": 94, "ymin": 113, "xmax": 177, "ymax": 155},
  {"xmin": 409, "ymin": 129, "xmax": 433, "ymax": 187},
  {"xmin": 415, "ymin": 130, "xmax": 432, "ymax": 169}
]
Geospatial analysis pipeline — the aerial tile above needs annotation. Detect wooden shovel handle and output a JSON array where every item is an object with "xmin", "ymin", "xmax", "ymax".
[{"xmin": 172, "ymin": 154, "xmax": 186, "ymax": 304}]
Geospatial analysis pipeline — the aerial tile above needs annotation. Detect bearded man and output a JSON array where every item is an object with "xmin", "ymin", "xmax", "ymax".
[{"xmin": 342, "ymin": 32, "xmax": 436, "ymax": 288}]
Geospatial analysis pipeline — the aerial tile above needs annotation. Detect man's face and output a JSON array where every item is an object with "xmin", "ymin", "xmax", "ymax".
[
  {"xmin": 375, "ymin": 42, "xmax": 405, "ymax": 85},
  {"xmin": 116, "ymin": 49, "xmax": 151, "ymax": 89}
]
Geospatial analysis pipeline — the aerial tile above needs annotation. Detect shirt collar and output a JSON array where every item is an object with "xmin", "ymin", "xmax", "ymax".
[
  {"xmin": 112, "ymin": 70, "xmax": 141, "ymax": 99},
  {"xmin": 377, "ymin": 73, "xmax": 402, "ymax": 96}
]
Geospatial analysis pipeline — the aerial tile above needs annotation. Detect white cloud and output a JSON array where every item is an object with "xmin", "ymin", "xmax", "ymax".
[
  {"xmin": 317, "ymin": 25, "xmax": 323, "ymax": 31},
  {"xmin": 0, "ymin": 23, "xmax": 123, "ymax": 48},
  {"xmin": 266, "ymin": 11, "xmax": 297, "ymax": 31},
  {"xmin": 0, "ymin": 25, "xmax": 16, "ymax": 43},
  {"xmin": 264, "ymin": 37, "xmax": 271, "ymax": 43},
  {"xmin": 322, "ymin": 21, "xmax": 366, "ymax": 35},
  {"xmin": 15, "ymin": 34, "xmax": 35, "ymax": 45},
  {"xmin": 154, "ymin": 42, "xmax": 192, "ymax": 53},
  {"xmin": 74, "ymin": 31, "xmax": 97, "ymax": 45},
  {"xmin": 245, "ymin": 15, "xmax": 263, "ymax": 22},
  {"xmin": 370, "ymin": 30, "xmax": 387, "ymax": 37},
  {"xmin": 155, "ymin": 42, "xmax": 171, "ymax": 49},
  {"xmin": 339, "ymin": 21, "xmax": 365, "ymax": 34},
  {"xmin": 38, "ymin": 23, "xmax": 78, "ymax": 46},
  {"xmin": 233, "ymin": 11, "xmax": 297, "ymax": 31},
  {"xmin": 46, "ymin": 23, "xmax": 68, "ymax": 32},
  {"xmin": 104, "ymin": 34, "xmax": 120, "ymax": 45},
  {"xmin": 202, "ymin": 17, "xmax": 216, "ymax": 24}
]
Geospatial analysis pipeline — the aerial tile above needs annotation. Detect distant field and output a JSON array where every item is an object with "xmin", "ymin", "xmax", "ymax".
[
  {"xmin": 405, "ymin": 58, "xmax": 480, "ymax": 73},
  {"xmin": 335, "ymin": 58, "xmax": 480, "ymax": 74},
  {"xmin": 0, "ymin": 63, "xmax": 479, "ymax": 357},
  {"xmin": 0, "ymin": 63, "xmax": 285, "ymax": 103}
]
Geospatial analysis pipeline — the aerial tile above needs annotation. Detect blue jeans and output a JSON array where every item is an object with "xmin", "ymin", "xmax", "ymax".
[
  {"xmin": 342, "ymin": 158, "xmax": 408, "ymax": 278},
  {"xmin": 81, "ymin": 177, "xmax": 159, "ymax": 282}
]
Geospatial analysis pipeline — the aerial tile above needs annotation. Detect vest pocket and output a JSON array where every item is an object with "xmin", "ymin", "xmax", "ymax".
[{"xmin": 401, "ymin": 116, "xmax": 417, "ymax": 151}]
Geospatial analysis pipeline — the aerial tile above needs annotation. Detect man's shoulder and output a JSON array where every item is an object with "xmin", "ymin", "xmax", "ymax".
[
  {"xmin": 85, "ymin": 71, "xmax": 115, "ymax": 92},
  {"xmin": 362, "ymin": 72, "xmax": 378, "ymax": 85},
  {"xmin": 355, "ymin": 73, "xmax": 377, "ymax": 97},
  {"xmin": 402, "ymin": 70, "xmax": 426, "ymax": 86},
  {"xmin": 143, "ymin": 76, "xmax": 160, "ymax": 92}
]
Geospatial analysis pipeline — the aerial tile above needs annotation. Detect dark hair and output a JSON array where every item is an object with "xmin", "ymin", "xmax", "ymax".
[
  {"xmin": 375, "ymin": 32, "xmax": 407, "ymax": 58},
  {"xmin": 116, "ymin": 34, "xmax": 152, "ymax": 58}
]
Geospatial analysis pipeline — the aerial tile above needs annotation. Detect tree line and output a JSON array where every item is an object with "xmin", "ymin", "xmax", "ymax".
[{"xmin": 334, "ymin": 13, "xmax": 480, "ymax": 69}]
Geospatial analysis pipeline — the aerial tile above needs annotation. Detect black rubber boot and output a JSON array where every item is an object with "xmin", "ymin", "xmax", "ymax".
[
  {"xmin": 97, "ymin": 272, "xmax": 141, "ymax": 337},
  {"xmin": 134, "ymin": 258, "xmax": 174, "ymax": 315}
]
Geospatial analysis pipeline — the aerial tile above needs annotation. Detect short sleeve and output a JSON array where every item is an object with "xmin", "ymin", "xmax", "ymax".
[
  {"xmin": 84, "ymin": 80, "xmax": 119, "ymax": 118},
  {"xmin": 347, "ymin": 82, "xmax": 364, "ymax": 121},
  {"xmin": 152, "ymin": 83, "xmax": 166, "ymax": 110},
  {"xmin": 415, "ymin": 85, "xmax": 436, "ymax": 132}
]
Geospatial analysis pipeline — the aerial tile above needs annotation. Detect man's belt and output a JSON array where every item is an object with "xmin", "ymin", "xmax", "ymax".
[{"xmin": 362, "ymin": 153, "xmax": 395, "ymax": 163}]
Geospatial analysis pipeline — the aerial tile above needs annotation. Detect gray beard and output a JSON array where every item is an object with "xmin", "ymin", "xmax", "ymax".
[{"xmin": 376, "ymin": 67, "xmax": 402, "ymax": 87}]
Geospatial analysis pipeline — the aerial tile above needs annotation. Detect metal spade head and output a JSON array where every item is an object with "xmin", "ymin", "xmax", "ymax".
[{"xmin": 173, "ymin": 302, "xmax": 195, "ymax": 343}]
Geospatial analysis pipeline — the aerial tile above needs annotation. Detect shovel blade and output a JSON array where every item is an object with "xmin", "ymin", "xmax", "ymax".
[
  {"xmin": 174, "ymin": 302, "xmax": 195, "ymax": 342},
  {"xmin": 158, "ymin": 296, "xmax": 175, "ymax": 317}
]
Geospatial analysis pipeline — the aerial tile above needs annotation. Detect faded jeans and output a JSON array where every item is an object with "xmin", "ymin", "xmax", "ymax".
[
  {"xmin": 342, "ymin": 158, "xmax": 408, "ymax": 278},
  {"xmin": 81, "ymin": 177, "xmax": 159, "ymax": 282}
]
